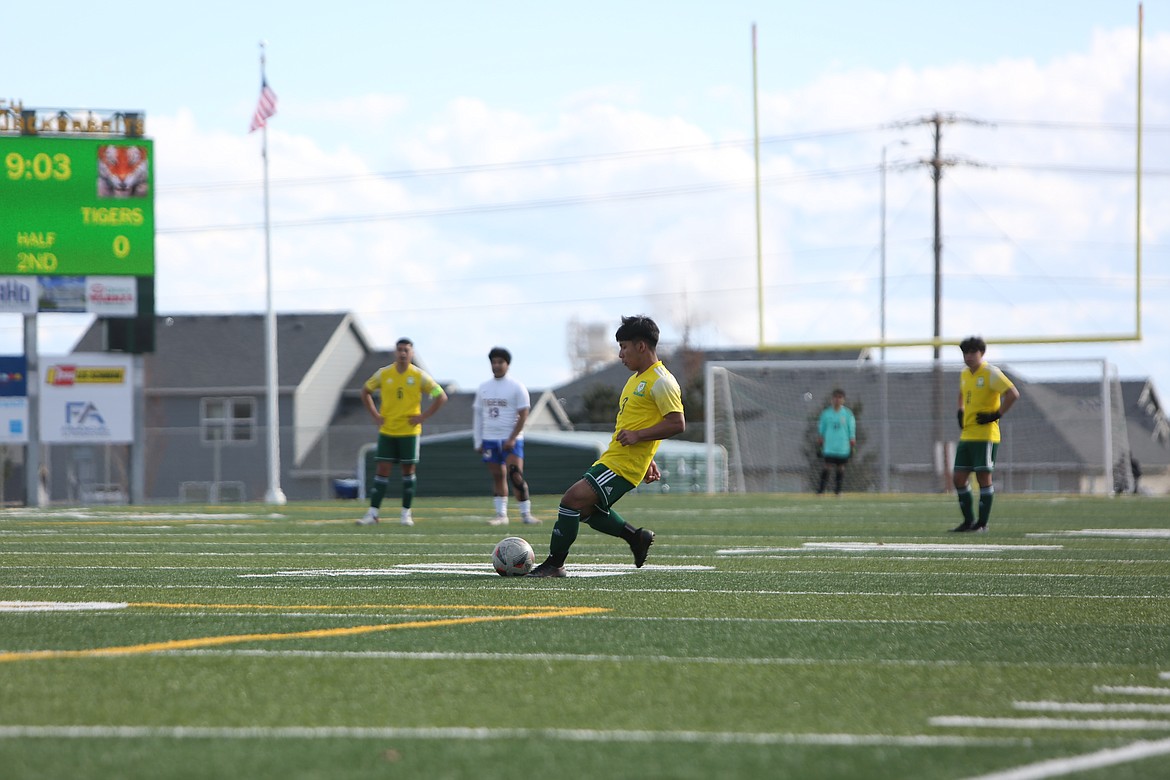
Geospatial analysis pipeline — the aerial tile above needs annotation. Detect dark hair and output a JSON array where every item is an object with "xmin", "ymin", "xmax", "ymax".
[
  {"xmin": 832, "ymin": 388, "xmax": 846, "ymax": 398},
  {"xmin": 396, "ymin": 338, "xmax": 413, "ymax": 348},
  {"xmin": 488, "ymin": 346, "xmax": 512, "ymax": 364},
  {"xmin": 959, "ymin": 336, "xmax": 986, "ymax": 354},
  {"xmin": 614, "ymin": 315, "xmax": 659, "ymax": 348}
]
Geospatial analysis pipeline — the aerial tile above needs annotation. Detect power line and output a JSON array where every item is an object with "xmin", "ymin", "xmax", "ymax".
[
  {"xmin": 158, "ymin": 164, "xmax": 876, "ymax": 235},
  {"xmin": 160, "ymin": 124, "xmax": 883, "ymax": 194}
]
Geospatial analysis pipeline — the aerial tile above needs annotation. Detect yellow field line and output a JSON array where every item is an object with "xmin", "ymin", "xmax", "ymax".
[
  {"xmin": 0, "ymin": 605, "xmax": 607, "ymax": 664},
  {"xmin": 131, "ymin": 602, "xmax": 556, "ymax": 612}
]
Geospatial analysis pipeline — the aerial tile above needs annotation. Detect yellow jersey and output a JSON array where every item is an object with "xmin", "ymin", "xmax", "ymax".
[
  {"xmin": 959, "ymin": 362, "xmax": 1015, "ymax": 443},
  {"xmin": 364, "ymin": 364, "xmax": 441, "ymax": 437},
  {"xmin": 597, "ymin": 361, "xmax": 684, "ymax": 484}
]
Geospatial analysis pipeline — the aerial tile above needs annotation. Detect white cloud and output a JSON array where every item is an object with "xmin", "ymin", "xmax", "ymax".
[{"xmin": 9, "ymin": 25, "xmax": 1166, "ymax": 402}]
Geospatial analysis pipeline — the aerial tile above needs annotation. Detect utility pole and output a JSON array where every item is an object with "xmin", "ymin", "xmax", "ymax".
[{"xmin": 892, "ymin": 112, "xmax": 991, "ymax": 490}]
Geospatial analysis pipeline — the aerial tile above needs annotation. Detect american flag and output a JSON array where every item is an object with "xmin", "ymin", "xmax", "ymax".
[{"xmin": 249, "ymin": 80, "xmax": 278, "ymax": 133}]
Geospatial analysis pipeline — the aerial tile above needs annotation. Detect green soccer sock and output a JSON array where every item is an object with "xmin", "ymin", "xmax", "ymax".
[
  {"xmin": 401, "ymin": 474, "xmax": 416, "ymax": 510},
  {"xmin": 586, "ymin": 507, "xmax": 627, "ymax": 538},
  {"xmin": 549, "ymin": 504, "xmax": 581, "ymax": 560},
  {"xmin": 956, "ymin": 488, "xmax": 975, "ymax": 526},
  {"xmin": 369, "ymin": 476, "xmax": 388, "ymax": 509},
  {"xmin": 978, "ymin": 487, "xmax": 994, "ymax": 526}
]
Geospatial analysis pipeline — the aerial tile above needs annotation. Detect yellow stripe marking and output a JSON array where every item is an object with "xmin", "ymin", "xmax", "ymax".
[
  {"xmin": 130, "ymin": 602, "xmax": 552, "ymax": 612},
  {"xmin": 0, "ymin": 603, "xmax": 608, "ymax": 664}
]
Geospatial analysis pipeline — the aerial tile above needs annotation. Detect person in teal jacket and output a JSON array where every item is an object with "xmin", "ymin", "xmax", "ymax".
[{"xmin": 816, "ymin": 388, "xmax": 856, "ymax": 495}]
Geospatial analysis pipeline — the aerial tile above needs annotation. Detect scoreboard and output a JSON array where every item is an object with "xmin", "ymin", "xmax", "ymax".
[{"xmin": 1, "ymin": 135, "xmax": 155, "ymax": 277}]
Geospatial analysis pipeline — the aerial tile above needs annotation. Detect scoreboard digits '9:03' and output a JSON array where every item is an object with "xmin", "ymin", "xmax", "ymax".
[{"xmin": 0, "ymin": 135, "xmax": 154, "ymax": 276}]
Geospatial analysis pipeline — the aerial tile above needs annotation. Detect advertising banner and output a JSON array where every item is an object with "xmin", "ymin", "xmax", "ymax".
[
  {"xmin": 85, "ymin": 276, "xmax": 137, "ymax": 317},
  {"xmin": 38, "ymin": 353, "xmax": 133, "ymax": 443},
  {"xmin": 0, "ymin": 276, "xmax": 38, "ymax": 314},
  {"xmin": 0, "ymin": 398, "xmax": 29, "ymax": 443},
  {"xmin": 0, "ymin": 355, "xmax": 28, "ymax": 397}
]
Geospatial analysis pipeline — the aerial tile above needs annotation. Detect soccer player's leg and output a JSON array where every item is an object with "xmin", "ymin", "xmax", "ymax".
[
  {"xmin": 484, "ymin": 447, "xmax": 509, "ymax": 525},
  {"xmin": 506, "ymin": 450, "xmax": 538, "ymax": 524},
  {"xmin": 951, "ymin": 442, "xmax": 977, "ymax": 532},
  {"xmin": 398, "ymin": 436, "xmax": 419, "ymax": 526},
  {"xmin": 580, "ymin": 465, "xmax": 654, "ymax": 567},
  {"xmin": 585, "ymin": 507, "xmax": 653, "ymax": 567},
  {"xmin": 529, "ymin": 478, "xmax": 593, "ymax": 577},
  {"xmin": 357, "ymin": 436, "xmax": 394, "ymax": 525},
  {"xmin": 976, "ymin": 484, "xmax": 994, "ymax": 531},
  {"xmin": 973, "ymin": 446, "xmax": 998, "ymax": 531}
]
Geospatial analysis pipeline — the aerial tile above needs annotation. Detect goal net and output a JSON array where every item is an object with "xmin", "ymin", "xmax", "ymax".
[{"xmin": 704, "ymin": 358, "xmax": 1133, "ymax": 495}]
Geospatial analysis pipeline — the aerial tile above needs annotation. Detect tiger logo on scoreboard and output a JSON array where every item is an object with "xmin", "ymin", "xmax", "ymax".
[{"xmin": 96, "ymin": 145, "xmax": 150, "ymax": 198}]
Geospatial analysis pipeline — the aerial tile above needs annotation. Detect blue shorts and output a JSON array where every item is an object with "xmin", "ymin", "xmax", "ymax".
[{"xmin": 480, "ymin": 439, "xmax": 525, "ymax": 465}]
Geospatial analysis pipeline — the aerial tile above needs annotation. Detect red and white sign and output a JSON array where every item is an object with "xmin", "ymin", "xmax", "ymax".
[{"xmin": 85, "ymin": 276, "xmax": 137, "ymax": 317}]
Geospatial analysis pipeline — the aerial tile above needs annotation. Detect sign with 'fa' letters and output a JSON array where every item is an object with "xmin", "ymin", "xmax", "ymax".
[{"xmin": 38, "ymin": 353, "xmax": 133, "ymax": 443}]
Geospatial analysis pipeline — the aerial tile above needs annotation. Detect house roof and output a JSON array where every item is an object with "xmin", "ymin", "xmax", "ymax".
[
  {"xmin": 72, "ymin": 312, "xmax": 368, "ymax": 390},
  {"xmin": 1125, "ymin": 379, "xmax": 1170, "ymax": 466},
  {"xmin": 552, "ymin": 346, "xmax": 869, "ymax": 419}
]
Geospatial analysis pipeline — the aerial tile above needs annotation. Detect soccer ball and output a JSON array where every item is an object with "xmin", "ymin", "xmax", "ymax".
[{"xmin": 492, "ymin": 536, "xmax": 534, "ymax": 576}]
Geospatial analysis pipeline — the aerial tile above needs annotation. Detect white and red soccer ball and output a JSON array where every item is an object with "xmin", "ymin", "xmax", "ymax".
[{"xmin": 492, "ymin": 536, "xmax": 534, "ymax": 576}]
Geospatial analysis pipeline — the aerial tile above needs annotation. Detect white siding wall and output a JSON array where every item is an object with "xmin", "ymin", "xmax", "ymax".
[{"xmin": 293, "ymin": 319, "xmax": 366, "ymax": 464}]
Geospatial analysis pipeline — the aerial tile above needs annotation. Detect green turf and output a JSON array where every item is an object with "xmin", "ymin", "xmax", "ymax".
[{"xmin": 1, "ymin": 493, "xmax": 1168, "ymax": 779}]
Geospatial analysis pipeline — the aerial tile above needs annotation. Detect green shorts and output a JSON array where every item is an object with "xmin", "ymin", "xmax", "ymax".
[
  {"xmin": 375, "ymin": 434, "xmax": 420, "ymax": 464},
  {"xmin": 954, "ymin": 440, "xmax": 999, "ymax": 473},
  {"xmin": 583, "ymin": 462, "xmax": 637, "ymax": 512}
]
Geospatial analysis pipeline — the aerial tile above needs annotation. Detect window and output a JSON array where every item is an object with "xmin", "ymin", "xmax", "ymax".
[{"xmin": 200, "ymin": 397, "xmax": 256, "ymax": 444}]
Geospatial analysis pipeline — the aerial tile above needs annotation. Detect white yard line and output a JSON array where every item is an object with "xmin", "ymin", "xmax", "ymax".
[
  {"xmin": 802, "ymin": 543, "xmax": 1064, "ymax": 552},
  {"xmin": 1027, "ymin": 529, "xmax": 1170, "ymax": 539},
  {"xmin": 931, "ymin": 716, "xmax": 1170, "ymax": 731},
  {"xmin": 153, "ymin": 648, "xmax": 968, "ymax": 665},
  {"xmin": 720, "ymin": 544, "xmax": 1064, "ymax": 554},
  {"xmin": 958, "ymin": 736, "xmax": 1170, "ymax": 780},
  {"xmin": 1094, "ymin": 686, "xmax": 1170, "ymax": 697},
  {"xmin": 0, "ymin": 724, "xmax": 1025, "ymax": 747},
  {"xmin": 0, "ymin": 601, "xmax": 128, "ymax": 612},
  {"xmin": 3, "ymin": 583, "xmax": 1165, "ymax": 599},
  {"xmin": 1014, "ymin": 701, "xmax": 1170, "ymax": 714}
]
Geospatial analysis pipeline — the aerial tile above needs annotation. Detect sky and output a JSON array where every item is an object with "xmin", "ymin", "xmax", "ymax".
[{"xmin": 4, "ymin": 1, "xmax": 1168, "ymax": 405}]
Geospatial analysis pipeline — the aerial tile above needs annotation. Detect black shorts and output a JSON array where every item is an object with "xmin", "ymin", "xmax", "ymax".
[{"xmin": 822, "ymin": 454, "xmax": 850, "ymax": 466}]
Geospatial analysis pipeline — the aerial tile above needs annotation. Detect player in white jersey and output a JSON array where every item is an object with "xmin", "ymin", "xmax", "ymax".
[{"xmin": 473, "ymin": 347, "xmax": 540, "ymax": 525}]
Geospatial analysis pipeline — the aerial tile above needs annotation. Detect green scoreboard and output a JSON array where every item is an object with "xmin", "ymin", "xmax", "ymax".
[{"xmin": 1, "ymin": 135, "xmax": 155, "ymax": 276}]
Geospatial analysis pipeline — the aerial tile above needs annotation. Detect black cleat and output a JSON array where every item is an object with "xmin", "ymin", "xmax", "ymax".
[
  {"xmin": 527, "ymin": 558, "xmax": 567, "ymax": 578},
  {"xmin": 949, "ymin": 522, "xmax": 975, "ymax": 533},
  {"xmin": 972, "ymin": 522, "xmax": 988, "ymax": 533},
  {"xmin": 629, "ymin": 527, "xmax": 655, "ymax": 568}
]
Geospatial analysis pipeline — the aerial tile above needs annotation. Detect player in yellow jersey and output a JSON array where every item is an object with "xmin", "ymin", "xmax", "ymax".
[
  {"xmin": 356, "ymin": 338, "xmax": 448, "ymax": 527},
  {"xmin": 529, "ymin": 315, "xmax": 685, "ymax": 577},
  {"xmin": 951, "ymin": 336, "xmax": 1020, "ymax": 533}
]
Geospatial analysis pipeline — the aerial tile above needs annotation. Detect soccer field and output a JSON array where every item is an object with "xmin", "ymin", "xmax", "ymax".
[{"xmin": 1, "ymin": 493, "xmax": 1168, "ymax": 779}]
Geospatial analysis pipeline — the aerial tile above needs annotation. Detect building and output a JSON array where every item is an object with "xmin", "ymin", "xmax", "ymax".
[{"xmin": 30, "ymin": 314, "xmax": 1164, "ymax": 502}]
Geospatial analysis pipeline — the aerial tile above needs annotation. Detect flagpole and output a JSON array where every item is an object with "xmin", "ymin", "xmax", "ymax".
[
  {"xmin": 259, "ymin": 41, "xmax": 286, "ymax": 505},
  {"xmin": 751, "ymin": 23, "xmax": 764, "ymax": 347}
]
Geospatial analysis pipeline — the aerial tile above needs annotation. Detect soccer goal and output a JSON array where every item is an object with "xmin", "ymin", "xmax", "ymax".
[{"xmin": 704, "ymin": 358, "xmax": 1133, "ymax": 495}]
